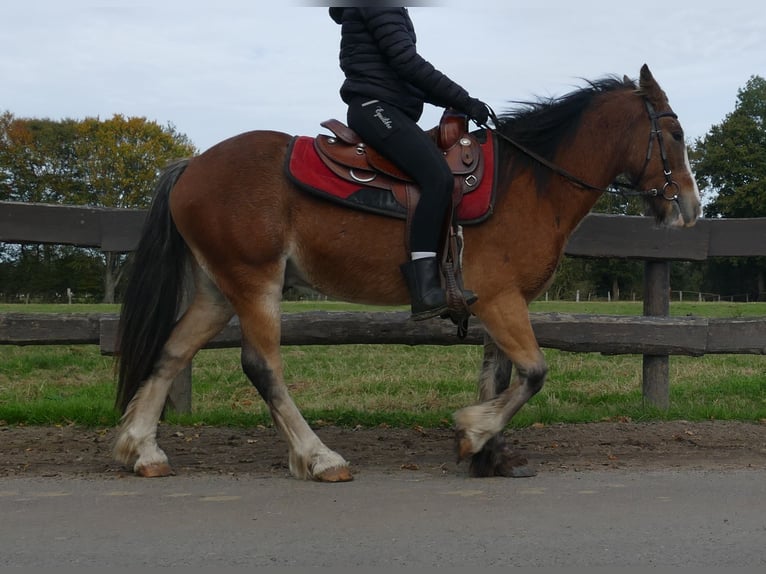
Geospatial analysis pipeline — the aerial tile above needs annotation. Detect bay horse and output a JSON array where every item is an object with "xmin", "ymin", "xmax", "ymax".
[{"xmin": 114, "ymin": 65, "xmax": 700, "ymax": 481}]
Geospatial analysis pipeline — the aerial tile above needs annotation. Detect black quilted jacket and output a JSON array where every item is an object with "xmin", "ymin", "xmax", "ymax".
[{"xmin": 330, "ymin": 7, "xmax": 473, "ymax": 121}]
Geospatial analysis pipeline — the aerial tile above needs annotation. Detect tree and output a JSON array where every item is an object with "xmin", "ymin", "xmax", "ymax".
[
  {"xmin": 692, "ymin": 76, "xmax": 766, "ymax": 217},
  {"xmin": 70, "ymin": 115, "xmax": 196, "ymax": 302},
  {"xmin": 0, "ymin": 113, "xmax": 197, "ymax": 303},
  {"xmin": 690, "ymin": 75, "xmax": 766, "ymax": 300},
  {"xmin": 0, "ymin": 113, "xmax": 83, "ymax": 203},
  {"xmin": 72, "ymin": 115, "xmax": 195, "ymax": 209}
]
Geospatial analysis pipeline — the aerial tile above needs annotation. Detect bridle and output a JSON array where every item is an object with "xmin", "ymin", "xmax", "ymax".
[
  {"xmin": 483, "ymin": 97, "xmax": 681, "ymax": 202},
  {"xmin": 630, "ymin": 100, "xmax": 680, "ymax": 201}
]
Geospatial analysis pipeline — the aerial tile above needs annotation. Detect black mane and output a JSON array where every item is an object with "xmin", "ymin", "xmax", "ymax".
[{"xmin": 495, "ymin": 75, "xmax": 636, "ymax": 191}]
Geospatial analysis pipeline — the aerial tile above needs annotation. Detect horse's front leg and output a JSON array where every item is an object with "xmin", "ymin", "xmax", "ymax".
[
  {"xmin": 468, "ymin": 333, "xmax": 537, "ymax": 477},
  {"xmin": 454, "ymin": 296, "xmax": 547, "ymax": 467}
]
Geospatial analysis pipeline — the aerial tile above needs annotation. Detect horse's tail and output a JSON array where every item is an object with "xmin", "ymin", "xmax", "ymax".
[{"xmin": 116, "ymin": 159, "xmax": 190, "ymax": 413}]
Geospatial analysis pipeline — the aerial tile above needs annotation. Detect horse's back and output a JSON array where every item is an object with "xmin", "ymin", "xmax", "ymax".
[
  {"xmin": 175, "ymin": 129, "xmax": 294, "ymax": 197},
  {"xmin": 194, "ymin": 129, "xmax": 294, "ymax": 170},
  {"xmin": 169, "ymin": 130, "xmax": 297, "ymax": 268}
]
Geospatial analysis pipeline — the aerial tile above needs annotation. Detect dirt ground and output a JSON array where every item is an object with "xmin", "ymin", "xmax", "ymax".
[{"xmin": 2, "ymin": 420, "xmax": 765, "ymax": 479}]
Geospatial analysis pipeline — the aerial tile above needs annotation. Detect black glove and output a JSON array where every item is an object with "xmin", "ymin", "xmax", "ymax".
[{"xmin": 466, "ymin": 98, "xmax": 490, "ymax": 126}]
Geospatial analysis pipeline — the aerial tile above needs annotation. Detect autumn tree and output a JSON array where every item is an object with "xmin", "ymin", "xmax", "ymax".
[
  {"xmin": 0, "ymin": 113, "xmax": 83, "ymax": 203},
  {"xmin": 0, "ymin": 115, "xmax": 85, "ymax": 301},
  {"xmin": 0, "ymin": 113, "xmax": 197, "ymax": 303},
  {"xmin": 71, "ymin": 115, "xmax": 196, "ymax": 302},
  {"xmin": 72, "ymin": 115, "xmax": 195, "ymax": 209}
]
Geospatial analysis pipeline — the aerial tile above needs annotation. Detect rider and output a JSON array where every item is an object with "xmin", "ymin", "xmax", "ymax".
[{"xmin": 330, "ymin": 6, "xmax": 490, "ymax": 321}]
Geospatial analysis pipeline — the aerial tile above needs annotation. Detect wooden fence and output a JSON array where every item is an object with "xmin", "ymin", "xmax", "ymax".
[{"xmin": 2, "ymin": 200, "xmax": 765, "ymax": 413}]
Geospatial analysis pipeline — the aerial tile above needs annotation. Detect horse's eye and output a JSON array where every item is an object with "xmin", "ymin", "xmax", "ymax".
[{"xmin": 671, "ymin": 130, "xmax": 684, "ymax": 142}]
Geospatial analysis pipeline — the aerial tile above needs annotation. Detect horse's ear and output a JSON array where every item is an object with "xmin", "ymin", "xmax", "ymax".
[
  {"xmin": 622, "ymin": 74, "xmax": 633, "ymax": 87},
  {"xmin": 638, "ymin": 64, "xmax": 667, "ymax": 105},
  {"xmin": 639, "ymin": 64, "xmax": 655, "ymax": 86}
]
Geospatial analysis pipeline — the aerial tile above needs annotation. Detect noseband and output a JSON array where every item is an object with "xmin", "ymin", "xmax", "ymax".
[
  {"xmin": 630, "ymin": 100, "xmax": 680, "ymax": 201},
  {"xmin": 485, "ymin": 97, "xmax": 681, "ymax": 202}
]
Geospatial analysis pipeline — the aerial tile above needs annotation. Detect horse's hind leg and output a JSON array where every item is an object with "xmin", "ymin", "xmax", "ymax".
[
  {"xmin": 242, "ymin": 338, "xmax": 352, "ymax": 481},
  {"xmin": 114, "ymin": 267, "xmax": 233, "ymax": 476},
  {"xmin": 229, "ymin": 270, "xmax": 352, "ymax": 482},
  {"xmin": 468, "ymin": 333, "xmax": 537, "ymax": 477}
]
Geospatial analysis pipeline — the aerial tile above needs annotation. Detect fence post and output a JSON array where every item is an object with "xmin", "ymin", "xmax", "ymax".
[{"xmin": 642, "ymin": 260, "xmax": 670, "ymax": 409}]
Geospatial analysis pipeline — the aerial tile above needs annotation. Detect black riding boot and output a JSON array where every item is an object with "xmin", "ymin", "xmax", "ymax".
[{"xmin": 400, "ymin": 257, "xmax": 477, "ymax": 321}]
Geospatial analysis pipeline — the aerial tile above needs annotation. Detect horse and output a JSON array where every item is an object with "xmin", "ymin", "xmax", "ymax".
[{"xmin": 114, "ymin": 64, "xmax": 700, "ymax": 481}]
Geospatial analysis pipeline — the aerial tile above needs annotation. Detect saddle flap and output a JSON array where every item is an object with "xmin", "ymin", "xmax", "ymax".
[
  {"xmin": 315, "ymin": 135, "xmax": 369, "ymax": 172},
  {"xmin": 365, "ymin": 147, "xmax": 414, "ymax": 181},
  {"xmin": 316, "ymin": 122, "xmax": 413, "ymax": 182},
  {"xmin": 314, "ymin": 135, "xmax": 400, "ymax": 194}
]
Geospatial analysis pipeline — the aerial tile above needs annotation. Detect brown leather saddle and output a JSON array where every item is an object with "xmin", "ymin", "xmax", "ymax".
[{"xmin": 314, "ymin": 110, "xmax": 486, "ymax": 216}]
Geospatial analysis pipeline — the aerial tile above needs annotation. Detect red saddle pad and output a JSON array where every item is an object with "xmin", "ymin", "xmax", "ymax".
[{"xmin": 285, "ymin": 130, "xmax": 496, "ymax": 225}]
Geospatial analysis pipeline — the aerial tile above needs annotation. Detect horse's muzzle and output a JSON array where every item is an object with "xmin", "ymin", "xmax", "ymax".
[{"xmin": 677, "ymin": 192, "xmax": 701, "ymax": 228}]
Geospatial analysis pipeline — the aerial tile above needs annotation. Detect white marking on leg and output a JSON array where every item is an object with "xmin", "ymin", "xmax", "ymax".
[
  {"xmin": 269, "ymin": 395, "xmax": 349, "ymax": 480},
  {"xmin": 114, "ymin": 374, "xmax": 173, "ymax": 470}
]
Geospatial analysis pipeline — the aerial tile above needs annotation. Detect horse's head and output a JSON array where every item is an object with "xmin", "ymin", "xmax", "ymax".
[{"xmin": 627, "ymin": 65, "xmax": 701, "ymax": 227}]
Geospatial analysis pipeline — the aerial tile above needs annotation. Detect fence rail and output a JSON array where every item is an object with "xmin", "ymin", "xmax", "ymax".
[
  {"xmin": 2, "ymin": 311, "xmax": 765, "ymax": 356},
  {"xmin": 2, "ymin": 200, "xmax": 766, "ymax": 259},
  {"xmin": 2, "ymin": 201, "xmax": 766, "ymax": 413}
]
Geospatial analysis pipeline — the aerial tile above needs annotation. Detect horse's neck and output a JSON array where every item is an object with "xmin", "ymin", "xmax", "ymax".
[{"xmin": 548, "ymin": 102, "xmax": 640, "ymax": 232}]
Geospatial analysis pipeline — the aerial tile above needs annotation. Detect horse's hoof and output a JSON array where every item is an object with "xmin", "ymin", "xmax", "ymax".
[
  {"xmin": 499, "ymin": 465, "xmax": 538, "ymax": 478},
  {"xmin": 470, "ymin": 436, "xmax": 538, "ymax": 478},
  {"xmin": 315, "ymin": 466, "xmax": 354, "ymax": 482},
  {"xmin": 135, "ymin": 462, "xmax": 175, "ymax": 478},
  {"xmin": 495, "ymin": 451, "xmax": 537, "ymax": 478}
]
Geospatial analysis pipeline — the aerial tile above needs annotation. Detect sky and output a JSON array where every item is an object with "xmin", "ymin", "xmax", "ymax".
[{"xmin": 2, "ymin": 1, "xmax": 765, "ymax": 153}]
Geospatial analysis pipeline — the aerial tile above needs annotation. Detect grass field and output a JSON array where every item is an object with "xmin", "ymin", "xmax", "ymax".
[
  {"xmin": 3, "ymin": 299, "xmax": 766, "ymax": 317},
  {"xmin": 1, "ymin": 301, "xmax": 764, "ymax": 428}
]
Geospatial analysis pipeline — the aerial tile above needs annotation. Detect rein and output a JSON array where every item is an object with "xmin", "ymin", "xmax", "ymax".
[{"xmin": 481, "ymin": 98, "xmax": 680, "ymax": 202}]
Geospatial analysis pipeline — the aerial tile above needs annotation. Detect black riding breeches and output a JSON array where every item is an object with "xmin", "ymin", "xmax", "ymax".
[{"xmin": 346, "ymin": 99, "xmax": 453, "ymax": 254}]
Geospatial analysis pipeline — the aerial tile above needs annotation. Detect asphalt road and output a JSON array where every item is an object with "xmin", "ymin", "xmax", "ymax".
[{"xmin": 1, "ymin": 469, "xmax": 764, "ymax": 567}]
